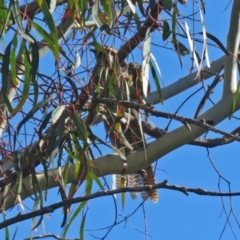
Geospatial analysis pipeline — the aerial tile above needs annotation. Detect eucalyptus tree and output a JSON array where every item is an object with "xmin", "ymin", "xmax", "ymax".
[{"xmin": 0, "ymin": 0, "xmax": 239, "ymax": 239}]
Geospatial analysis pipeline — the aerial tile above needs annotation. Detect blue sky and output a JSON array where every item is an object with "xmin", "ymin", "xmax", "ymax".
[{"xmin": 2, "ymin": 1, "xmax": 240, "ymax": 239}]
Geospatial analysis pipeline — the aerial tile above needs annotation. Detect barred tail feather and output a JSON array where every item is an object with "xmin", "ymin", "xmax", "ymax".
[
  {"xmin": 116, "ymin": 174, "xmax": 127, "ymax": 188},
  {"xmin": 137, "ymin": 174, "xmax": 148, "ymax": 201},
  {"xmin": 142, "ymin": 165, "xmax": 158, "ymax": 203},
  {"xmin": 129, "ymin": 174, "xmax": 138, "ymax": 199}
]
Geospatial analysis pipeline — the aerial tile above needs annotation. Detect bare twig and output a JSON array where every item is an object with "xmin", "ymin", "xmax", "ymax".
[
  {"xmin": 92, "ymin": 97, "xmax": 240, "ymax": 141},
  {"xmin": 2, "ymin": 180, "xmax": 240, "ymax": 229}
]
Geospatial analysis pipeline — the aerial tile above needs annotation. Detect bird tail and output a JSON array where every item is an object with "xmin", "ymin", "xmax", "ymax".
[
  {"xmin": 116, "ymin": 167, "xmax": 158, "ymax": 203},
  {"xmin": 142, "ymin": 165, "xmax": 158, "ymax": 203}
]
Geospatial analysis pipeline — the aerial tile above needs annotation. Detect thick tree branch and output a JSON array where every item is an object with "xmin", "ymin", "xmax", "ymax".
[
  {"xmin": 0, "ymin": 93, "xmax": 237, "ymax": 180},
  {"xmin": 147, "ymin": 56, "xmax": 225, "ymax": 104},
  {"xmin": 1, "ymin": 95, "xmax": 239, "ymax": 211},
  {"xmin": 92, "ymin": 96, "xmax": 237, "ymax": 177},
  {"xmin": 0, "ymin": 1, "xmax": 239, "ymax": 215},
  {"xmin": 222, "ymin": 0, "xmax": 240, "ymax": 96},
  {"xmin": 0, "ymin": 0, "xmax": 229, "ymax": 174}
]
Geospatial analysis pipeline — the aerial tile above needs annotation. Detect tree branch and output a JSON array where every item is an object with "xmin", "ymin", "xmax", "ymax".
[
  {"xmin": 0, "ymin": 1, "xmax": 239, "ymax": 215},
  {"xmin": 222, "ymin": 0, "xmax": 240, "ymax": 96},
  {"xmin": 117, "ymin": 1, "xmax": 163, "ymax": 63},
  {"xmin": 93, "ymin": 97, "xmax": 240, "ymax": 141},
  {"xmin": 146, "ymin": 56, "xmax": 226, "ymax": 104},
  {"xmin": 142, "ymin": 122, "xmax": 240, "ymax": 148},
  {"xmin": 1, "ymin": 179, "xmax": 240, "ymax": 229},
  {"xmin": 1, "ymin": 94, "xmax": 239, "ymax": 212}
]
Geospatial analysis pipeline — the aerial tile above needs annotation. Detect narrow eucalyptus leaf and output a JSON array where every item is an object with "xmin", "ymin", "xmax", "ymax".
[
  {"xmin": 63, "ymin": 201, "xmax": 87, "ymax": 238},
  {"xmin": 52, "ymin": 106, "xmax": 66, "ymax": 124},
  {"xmin": 12, "ymin": 1, "xmax": 34, "ymax": 43},
  {"xmin": 10, "ymin": 45, "xmax": 31, "ymax": 118},
  {"xmin": 162, "ymin": 20, "xmax": 171, "ymax": 41},
  {"xmin": 2, "ymin": 40, "xmax": 13, "ymax": 113}
]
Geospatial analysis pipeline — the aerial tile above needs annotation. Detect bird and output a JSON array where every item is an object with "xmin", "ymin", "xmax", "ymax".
[{"xmin": 92, "ymin": 46, "xmax": 158, "ymax": 202}]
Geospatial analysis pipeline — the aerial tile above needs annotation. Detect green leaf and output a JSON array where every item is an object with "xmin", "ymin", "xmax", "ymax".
[
  {"xmin": 0, "ymin": 0, "xmax": 10, "ymax": 37},
  {"xmin": 62, "ymin": 201, "xmax": 87, "ymax": 238},
  {"xmin": 30, "ymin": 20, "xmax": 56, "ymax": 57},
  {"xmin": 37, "ymin": 0, "xmax": 43, "ymax": 6},
  {"xmin": 133, "ymin": 12, "xmax": 141, "ymax": 31},
  {"xmin": 39, "ymin": 0, "xmax": 59, "ymax": 58},
  {"xmin": 28, "ymin": 38, "xmax": 40, "ymax": 107},
  {"xmin": 72, "ymin": 113, "xmax": 88, "ymax": 143},
  {"xmin": 68, "ymin": 142, "xmax": 82, "ymax": 198},
  {"xmin": 90, "ymin": 171, "xmax": 104, "ymax": 190},
  {"xmin": 48, "ymin": 112, "xmax": 66, "ymax": 166},
  {"xmin": 89, "ymin": 41, "xmax": 105, "ymax": 53},
  {"xmin": 92, "ymin": 0, "xmax": 110, "ymax": 34},
  {"xmin": 79, "ymin": 0, "xmax": 88, "ymax": 17},
  {"xmin": 10, "ymin": 45, "xmax": 31, "ymax": 118},
  {"xmin": 162, "ymin": 20, "xmax": 171, "ymax": 41},
  {"xmin": 38, "ymin": 111, "xmax": 52, "ymax": 138},
  {"xmin": 120, "ymin": 178, "xmax": 126, "ymax": 209},
  {"xmin": 40, "ymin": 155, "xmax": 49, "ymax": 200},
  {"xmin": 3, "ymin": 213, "xmax": 9, "ymax": 240},
  {"xmin": 101, "ymin": 0, "xmax": 116, "ymax": 29},
  {"xmin": 32, "ymin": 76, "xmax": 39, "ymax": 107},
  {"xmin": 11, "ymin": 1, "xmax": 34, "ymax": 43},
  {"xmin": 150, "ymin": 56, "xmax": 164, "ymax": 103},
  {"xmin": 171, "ymin": 39, "xmax": 190, "ymax": 56},
  {"xmin": 171, "ymin": 8, "xmax": 186, "ymax": 66},
  {"xmin": 62, "ymin": 158, "xmax": 69, "ymax": 186},
  {"xmin": 171, "ymin": 8, "xmax": 177, "ymax": 42},
  {"xmin": 86, "ymin": 168, "xmax": 93, "ymax": 195},
  {"xmin": 52, "ymin": 105, "xmax": 66, "ymax": 124},
  {"xmin": 162, "ymin": 0, "xmax": 172, "ymax": 11},
  {"xmin": 10, "ymin": 34, "xmax": 17, "ymax": 85},
  {"xmin": 87, "ymin": 129, "xmax": 103, "ymax": 155},
  {"xmin": 2, "ymin": 39, "xmax": 13, "ymax": 113},
  {"xmin": 80, "ymin": 212, "xmax": 87, "ymax": 240},
  {"xmin": 106, "ymin": 71, "xmax": 117, "ymax": 98},
  {"xmin": 30, "ymin": 36, "xmax": 40, "ymax": 83},
  {"xmin": 30, "ymin": 167, "xmax": 43, "ymax": 206}
]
